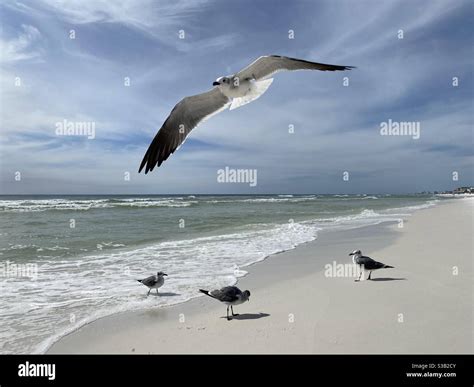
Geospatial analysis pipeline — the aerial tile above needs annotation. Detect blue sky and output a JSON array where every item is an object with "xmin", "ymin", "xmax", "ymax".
[{"xmin": 0, "ymin": 0, "xmax": 472, "ymax": 194}]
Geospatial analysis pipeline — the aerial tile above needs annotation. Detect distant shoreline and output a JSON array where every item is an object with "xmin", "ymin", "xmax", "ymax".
[{"xmin": 0, "ymin": 192, "xmax": 466, "ymax": 197}]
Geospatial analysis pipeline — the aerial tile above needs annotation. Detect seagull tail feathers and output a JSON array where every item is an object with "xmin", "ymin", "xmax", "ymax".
[{"xmin": 199, "ymin": 289, "xmax": 211, "ymax": 297}]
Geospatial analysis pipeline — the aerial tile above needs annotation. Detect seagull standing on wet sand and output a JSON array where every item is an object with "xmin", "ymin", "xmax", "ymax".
[
  {"xmin": 349, "ymin": 250, "xmax": 394, "ymax": 281},
  {"xmin": 139, "ymin": 55, "xmax": 355, "ymax": 173},
  {"xmin": 137, "ymin": 271, "xmax": 168, "ymax": 295},
  {"xmin": 199, "ymin": 286, "xmax": 251, "ymax": 320}
]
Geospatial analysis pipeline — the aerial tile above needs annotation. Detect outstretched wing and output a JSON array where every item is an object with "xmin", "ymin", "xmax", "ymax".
[
  {"xmin": 139, "ymin": 88, "xmax": 230, "ymax": 174},
  {"xmin": 236, "ymin": 55, "xmax": 355, "ymax": 81}
]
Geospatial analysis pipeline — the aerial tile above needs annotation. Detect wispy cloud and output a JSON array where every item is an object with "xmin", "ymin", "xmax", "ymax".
[
  {"xmin": 7, "ymin": 0, "xmax": 207, "ymax": 27},
  {"xmin": 5, "ymin": 0, "xmax": 230, "ymax": 49},
  {"xmin": 0, "ymin": 24, "xmax": 43, "ymax": 62}
]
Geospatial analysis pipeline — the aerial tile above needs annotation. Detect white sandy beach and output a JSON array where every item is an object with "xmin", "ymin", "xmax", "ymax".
[{"xmin": 48, "ymin": 199, "xmax": 473, "ymax": 354}]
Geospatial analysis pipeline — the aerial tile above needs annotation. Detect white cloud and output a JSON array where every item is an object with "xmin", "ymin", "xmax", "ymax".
[
  {"xmin": 0, "ymin": 24, "xmax": 43, "ymax": 62},
  {"xmin": 6, "ymin": 1, "xmax": 235, "ymax": 56},
  {"xmin": 9, "ymin": 0, "xmax": 211, "ymax": 40},
  {"xmin": 175, "ymin": 33, "xmax": 239, "ymax": 53}
]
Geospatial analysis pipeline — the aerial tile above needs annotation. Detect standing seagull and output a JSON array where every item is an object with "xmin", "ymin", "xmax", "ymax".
[
  {"xmin": 349, "ymin": 250, "xmax": 394, "ymax": 281},
  {"xmin": 199, "ymin": 286, "xmax": 251, "ymax": 320},
  {"xmin": 137, "ymin": 271, "xmax": 168, "ymax": 295},
  {"xmin": 139, "ymin": 55, "xmax": 355, "ymax": 173}
]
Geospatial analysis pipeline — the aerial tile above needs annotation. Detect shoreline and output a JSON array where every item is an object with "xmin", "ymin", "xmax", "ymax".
[
  {"xmin": 41, "ymin": 219, "xmax": 399, "ymax": 354},
  {"xmin": 47, "ymin": 199, "xmax": 472, "ymax": 354},
  {"xmin": 6, "ymin": 195, "xmax": 436, "ymax": 353}
]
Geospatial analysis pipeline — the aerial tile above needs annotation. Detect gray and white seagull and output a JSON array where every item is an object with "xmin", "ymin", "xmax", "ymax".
[
  {"xmin": 139, "ymin": 55, "xmax": 355, "ymax": 173},
  {"xmin": 137, "ymin": 271, "xmax": 168, "ymax": 295},
  {"xmin": 199, "ymin": 286, "xmax": 251, "ymax": 320},
  {"xmin": 349, "ymin": 250, "xmax": 394, "ymax": 281}
]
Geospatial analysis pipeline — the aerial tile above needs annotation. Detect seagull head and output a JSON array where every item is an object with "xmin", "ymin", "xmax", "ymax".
[
  {"xmin": 212, "ymin": 76, "xmax": 230, "ymax": 87},
  {"xmin": 349, "ymin": 249, "xmax": 362, "ymax": 256},
  {"xmin": 243, "ymin": 290, "xmax": 251, "ymax": 302},
  {"xmin": 157, "ymin": 271, "xmax": 168, "ymax": 277}
]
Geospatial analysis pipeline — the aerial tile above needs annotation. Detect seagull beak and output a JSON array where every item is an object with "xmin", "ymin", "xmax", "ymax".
[
  {"xmin": 212, "ymin": 81, "xmax": 220, "ymax": 86},
  {"xmin": 163, "ymin": 273, "xmax": 168, "ymax": 276},
  {"xmin": 349, "ymin": 253, "xmax": 353, "ymax": 256}
]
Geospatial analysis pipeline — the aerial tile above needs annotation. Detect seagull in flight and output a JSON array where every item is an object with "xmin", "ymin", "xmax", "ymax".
[
  {"xmin": 349, "ymin": 250, "xmax": 394, "ymax": 281},
  {"xmin": 139, "ymin": 55, "xmax": 355, "ymax": 174}
]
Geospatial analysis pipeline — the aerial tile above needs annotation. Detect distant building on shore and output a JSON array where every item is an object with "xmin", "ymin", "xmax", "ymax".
[
  {"xmin": 453, "ymin": 187, "xmax": 473, "ymax": 194},
  {"xmin": 437, "ymin": 186, "xmax": 473, "ymax": 196}
]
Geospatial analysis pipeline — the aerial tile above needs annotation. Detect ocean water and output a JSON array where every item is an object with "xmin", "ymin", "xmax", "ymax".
[{"xmin": 0, "ymin": 194, "xmax": 440, "ymax": 353}]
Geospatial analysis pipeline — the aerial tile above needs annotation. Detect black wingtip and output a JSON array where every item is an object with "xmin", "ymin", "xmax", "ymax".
[
  {"xmin": 138, "ymin": 158, "xmax": 154, "ymax": 174},
  {"xmin": 335, "ymin": 65, "xmax": 356, "ymax": 71},
  {"xmin": 199, "ymin": 289, "xmax": 209, "ymax": 296},
  {"xmin": 138, "ymin": 153, "xmax": 148, "ymax": 174}
]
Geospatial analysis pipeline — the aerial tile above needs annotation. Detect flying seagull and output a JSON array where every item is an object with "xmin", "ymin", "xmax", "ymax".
[
  {"xmin": 349, "ymin": 250, "xmax": 394, "ymax": 281},
  {"xmin": 199, "ymin": 286, "xmax": 251, "ymax": 320},
  {"xmin": 137, "ymin": 271, "xmax": 168, "ymax": 295},
  {"xmin": 139, "ymin": 55, "xmax": 355, "ymax": 173}
]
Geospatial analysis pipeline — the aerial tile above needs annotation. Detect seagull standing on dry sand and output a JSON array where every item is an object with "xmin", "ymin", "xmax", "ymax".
[
  {"xmin": 139, "ymin": 55, "xmax": 355, "ymax": 173},
  {"xmin": 200, "ymin": 286, "xmax": 251, "ymax": 320},
  {"xmin": 349, "ymin": 250, "xmax": 394, "ymax": 281},
  {"xmin": 137, "ymin": 271, "xmax": 168, "ymax": 295}
]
